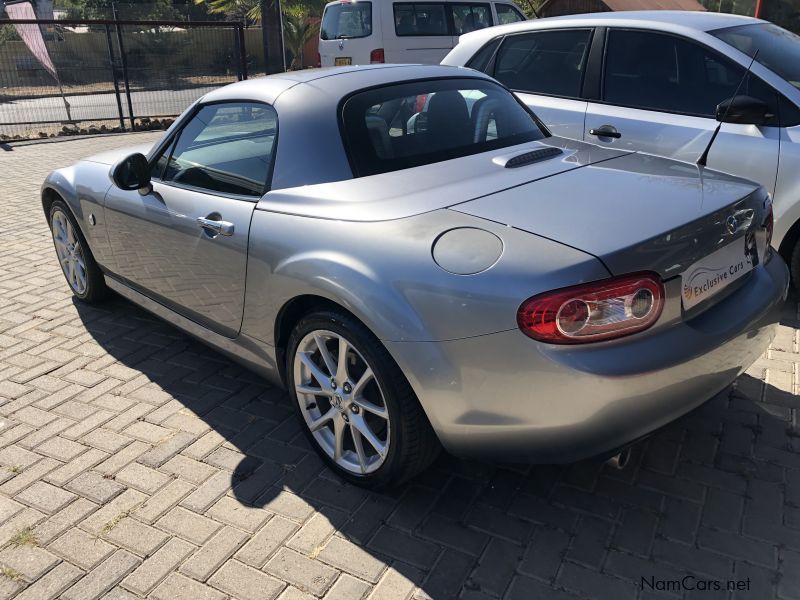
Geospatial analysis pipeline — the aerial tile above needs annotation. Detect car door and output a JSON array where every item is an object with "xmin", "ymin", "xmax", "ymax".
[
  {"xmin": 490, "ymin": 28, "xmax": 594, "ymax": 141},
  {"xmin": 584, "ymin": 28, "xmax": 780, "ymax": 194},
  {"xmin": 103, "ymin": 101, "xmax": 278, "ymax": 338}
]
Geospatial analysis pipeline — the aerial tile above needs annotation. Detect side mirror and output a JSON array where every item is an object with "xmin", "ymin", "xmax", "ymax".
[
  {"xmin": 111, "ymin": 153, "xmax": 152, "ymax": 194},
  {"xmin": 715, "ymin": 96, "xmax": 772, "ymax": 126}
]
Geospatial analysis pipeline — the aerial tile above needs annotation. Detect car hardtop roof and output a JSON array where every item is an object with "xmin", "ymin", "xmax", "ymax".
[{"xmin": 200, "ymin": 63, "xmax": 493, "ymax": 106}]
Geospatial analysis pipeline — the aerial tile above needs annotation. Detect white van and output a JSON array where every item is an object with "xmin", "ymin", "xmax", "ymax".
[{"xmin": 318, "ymin": 0, "xmax": 528, "ymax": 67}]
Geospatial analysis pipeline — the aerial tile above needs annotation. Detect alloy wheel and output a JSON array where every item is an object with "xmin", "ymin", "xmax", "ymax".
[
  {"xmin": 51, "ymin": 210, "xmax": 88, "ymax": 295},
  {"xmin": 293, "ymin": 330, "xmax": 391, "ymax": 475}
]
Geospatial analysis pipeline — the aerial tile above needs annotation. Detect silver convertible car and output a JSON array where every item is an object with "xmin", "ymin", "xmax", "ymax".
[{"xmin": 42, "ymin": 65, "xmax": 788, "ymax": 486}]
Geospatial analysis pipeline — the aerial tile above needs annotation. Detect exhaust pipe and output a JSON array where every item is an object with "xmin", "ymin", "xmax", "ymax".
[{"xmin": 606, "ymin": 448, "xmax": 632, "ymax": 470}]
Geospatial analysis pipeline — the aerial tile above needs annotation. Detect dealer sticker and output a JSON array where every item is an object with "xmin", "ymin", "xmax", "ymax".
[{"xmin": 681, "ymin": 234, "xmax": 757, "ymax": 310}]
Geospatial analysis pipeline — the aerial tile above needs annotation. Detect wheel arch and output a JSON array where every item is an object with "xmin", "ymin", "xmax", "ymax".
[{"xmin": 273, "ymin": 294, "xmax": 375, "ymax": 386}]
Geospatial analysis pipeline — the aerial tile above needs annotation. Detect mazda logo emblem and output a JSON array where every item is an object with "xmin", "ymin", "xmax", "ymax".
[{"xmin": 726, "ymin": 215, "xmax": 738, "ymax": 235}]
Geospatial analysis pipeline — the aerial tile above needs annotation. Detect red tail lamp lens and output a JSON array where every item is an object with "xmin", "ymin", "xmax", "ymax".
[
  {"xmin": 517, "ymin": 272, "xmax": 665, "ymax": 344},
  {"xmin": 370, "ymin": 48, "xmax": 385, "ymax": 64}
]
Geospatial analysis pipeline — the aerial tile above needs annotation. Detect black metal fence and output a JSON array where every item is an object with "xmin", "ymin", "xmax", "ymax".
[{"xmin": 0, "ymin": 19, "xmax": 254, "ymax": 140}]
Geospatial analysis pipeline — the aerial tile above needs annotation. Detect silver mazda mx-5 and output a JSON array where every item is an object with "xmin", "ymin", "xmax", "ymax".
[{"xmin": 42, "ymin": 65, "xmax": 788, "ymax": 487}]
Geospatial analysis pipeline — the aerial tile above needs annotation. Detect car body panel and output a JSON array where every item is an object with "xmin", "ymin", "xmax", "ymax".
[
  {"xmin": 443, "ymin": 13, "xmax": 800, "ymax": 253},
  {"xmin": 41, "ymin": 64, "xmax": 788, "ymax": 464}
]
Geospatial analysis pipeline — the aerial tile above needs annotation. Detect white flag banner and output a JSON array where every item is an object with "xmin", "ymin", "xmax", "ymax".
[{"xmin": 4, "ymin": 1, "xmax": 58, "ymax": 80}]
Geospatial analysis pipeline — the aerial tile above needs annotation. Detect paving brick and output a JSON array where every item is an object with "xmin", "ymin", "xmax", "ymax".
[
  {"xmin": 235, "ymin": 515, "xmax": 297, "ymax": 568},
  {"xmin": 370, "ymin": 564, "xmax": 425, "ymax": 600},
  {"xmin": 66, "ymin": 470, "xmax": 124, "ymax": 504},
  {"xmin": 265, "ymin": 548, "xmax": 338, "ymax": 596},
  {"xmin": 469, "ymin": 538, "xmax": 524, "ymax": 597},
  {"xmin": 698, "ymin": 527, "xmax": 776, "ymax": 567},
  {"xmin": 15, "ymin": 481, "xmax": 77, "ymax": 514},
  {"xmin": 180, "ymin": 525, "xmax": 247, "ymax": 581},
  {"xmin": 179, "ymin": 470, "xmax": 230, "ymax": 513},
  {"xmin": 288, "ymin": 511, "xmax": 346, "ymax": 555},
  {"xmin": 160, "ymin": 454, "xmax": 217, "ymax": 485},
  {"xmin": 318, "ymin": 536, "xmax": 387, "ymax": 584},
  {"xmin": 150, "ymin": 572, "xmax": 226, "ymax": 600},
  {"xmin": 94, "ymin": 440, "xmax": 149, "ymax": 476},
  {"xmin": 558, "ymin": 562, "xmax": 637, "ymax": 599},
  {"xmin": 34, "ymin": 436, "xmax": 87, "ymax": 462},
  {"xmin": 13, "ymin": 562, "xmax": 82, "ymax": 600},
  {"xmin": 82, "ymin": 429, "xmax": 132, "ymax": 454},
  {"xmin": 0, "ymin": 456, "xmax": 60, "ymax": 495},
  {"xmin": 123, "ymin": 479, "xmax": 189, "ymax": 526},
  {"xmin": 156, "ymin": 506, "xmax": 220, "ymax": 545},
  {"xmin": 102, "ymin": 516, "xmax": 169, "ymax": 556},
  {"xmin": 34, "ymin": 497, "xmax": 98, "ymax": 545},
  {"xmin": 45, "ymin": 448, "xmax": 108, "ymax": 487},
  {"xmin": 368, "ymin": 526, "xmax": 440, "ymax": 570},
  {"xmin": 81, "ymin": 489, "xmax": 148, "ymax": 536},
  {"xmin": 208, "ymin": 559, "xmax": 286, "ymax": 600},
  {"xmin": 49, "ymin": 527, "xmax": 115, "ymax": 569},
  {"xmin": 139, "ymin": 431, "xmax": 195, "ymax": 468},
  {"xmin": 323, "ymin": 574, "xmax": 371, "ymax": 600},
  {"xmin": 114, "ymin": 462, "xmax": 170, "ymax": 494},
  {"xmin": 0, "ymin": 544, "xmax": 59, "ymax": 580},
  {"xmin": 62, "ymin": 549, "xmax": 140, "ymax": 600},
  {"xmin": 122, "ymin": 537, "xmax": 196, "ymax": 595},
  {"xmin": 206, "ymin": 495, "xmax": 270, "ymax": 532}
]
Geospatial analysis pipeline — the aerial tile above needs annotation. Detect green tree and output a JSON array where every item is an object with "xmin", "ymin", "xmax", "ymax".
[
  {"xmin": 56, "ymin": 0, "xmax": 181, "ymax": 20},
  {"xmin": 283, "ymin": 9, "xmax": 316, "ymax": 68}
]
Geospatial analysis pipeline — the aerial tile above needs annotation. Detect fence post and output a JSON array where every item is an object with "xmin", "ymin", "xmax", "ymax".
[
  {"xmin": 112, "ymin": 6, "xmax": 136, "ymax": 131},
  {"xmin": 236, "ymin": 23, "xmax": 248, "ymax": 81},
  {"xmin": 104, "ymin": 24, "xmax": 126, "ymax": 132}
]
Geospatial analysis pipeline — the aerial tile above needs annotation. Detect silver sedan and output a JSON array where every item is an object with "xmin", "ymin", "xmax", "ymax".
[{"xmin": 42, "ymin": 64, "xmax": 788, "ymax": 487}]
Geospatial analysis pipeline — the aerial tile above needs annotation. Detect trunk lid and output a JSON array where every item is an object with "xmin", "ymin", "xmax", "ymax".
[{"xmin": 451, "ymin": 152, "xmax": 766, "ymax": 279}]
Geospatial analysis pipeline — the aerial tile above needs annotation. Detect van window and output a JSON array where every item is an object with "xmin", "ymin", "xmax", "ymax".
[
  {"xmin": 321, "ymin": 2, "xmax": 372, "ymax": 40},
  {"xmin": 495, "ymin": 3, "xmax": 525, "ymax": 24},
  {"xmin": 341, "ymin": 78, "xmax": 546, "ymax": 176},
  {"xmin": 394, "ymin": 3, "xmax": 449, "ymax": 36},
  {"xmin": 452, "ymin": 4, "xmax": 492, "ymax": 35}
]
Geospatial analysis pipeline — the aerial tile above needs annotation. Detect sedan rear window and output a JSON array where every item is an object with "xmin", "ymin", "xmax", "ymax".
[
  {"xmin": 340, "ymin": 78, "xmax": 546, "ymax": 177},
  {"xmin": 321, "ymin": 2, "xmax": 372, "ymax": 40}
]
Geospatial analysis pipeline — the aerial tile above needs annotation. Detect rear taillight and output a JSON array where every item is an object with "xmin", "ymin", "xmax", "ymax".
[
  {"xmin": 517, "ymin": 272, "xmax": 665, "ymax": 344},
  {"xmin": 370, "ymin": 48, "xmax": 385, "ymax": 64},
  {"xmin": 764, "ymin": 203, "xmax": 774, "ymax": 248},
  {"xmin": 316, "ymin": 52, "xmax": 321, "ymax": 68}
]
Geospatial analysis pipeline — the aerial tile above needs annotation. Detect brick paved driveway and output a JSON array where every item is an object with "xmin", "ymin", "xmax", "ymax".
[{"xmin": 1, "ymin": 133, "xmax": 800, "ymax": 600}]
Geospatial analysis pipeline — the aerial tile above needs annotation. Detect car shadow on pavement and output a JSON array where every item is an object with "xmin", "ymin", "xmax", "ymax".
[{"xmin": 72, "ymin": 295, "xmax": 798, "ymax": 599}]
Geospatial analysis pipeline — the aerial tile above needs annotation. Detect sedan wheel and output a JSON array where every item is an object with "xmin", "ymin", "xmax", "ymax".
[
  {"xmin": 49, "ymin": 200, "xmax": 108, "ymax": 303},
  {"xmin": 287, "ymin": 310, "xmax": 440, "ymax": 487},
  {"xmin": 293, "ymin": 330, "xmax": 390, "ymax": 475}
]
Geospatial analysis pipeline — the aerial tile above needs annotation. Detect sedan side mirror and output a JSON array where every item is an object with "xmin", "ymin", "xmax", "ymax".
[
  {"xmin": 111, "ymin": 153, "xmax": 152, "ymax": 194},
  {"xmin": 715, "ymin": 96, "xmax": 772, "ymax": 126}
]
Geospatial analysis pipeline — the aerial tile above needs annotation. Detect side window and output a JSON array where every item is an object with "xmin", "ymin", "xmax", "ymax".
[
  {"xmin": 493, "ymin": 29, "xmax": 592, "ymax": 98},
  {"xmin": 159, "ymin": 102, "xmax": 277, "ymax": 197},
  {"xmin": 495, "ymin": 3, "xmax": 525, "ymax": 25},
  {"xmin": 394, "ymin": 3, "xmax": 449, "ymax": 36},
  {"xmin": 603, "ymin": 29, "xmax": 778, "ymax": 118},
  {"xmin": 452, "ymin": 4, "xmax": 492, "ymax": 35}
]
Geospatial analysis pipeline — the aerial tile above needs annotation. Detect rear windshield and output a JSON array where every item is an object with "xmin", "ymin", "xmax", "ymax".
[
  {"xmin": 321, "ymin": 2, "xmax": 372, "ymax": 40},
  {"xmin": 711, "ymin": 23, "xmax": 800, "ymax": 91},
  {"xmin": 341, "ymin": 78, "xmax": 546, "ymax": 177}
]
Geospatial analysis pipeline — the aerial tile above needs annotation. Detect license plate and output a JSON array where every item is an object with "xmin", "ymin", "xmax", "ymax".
[
  {"xmin": 681, "ymin": 235, "xmax": 756, "ymax": 310},
  {"xmin": 335, "ymin": 57, "xmax": 352, "ymax": 66}
]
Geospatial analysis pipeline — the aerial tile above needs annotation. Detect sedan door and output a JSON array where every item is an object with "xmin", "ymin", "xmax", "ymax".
[
  {"xmin": 490, "ymin": 28, "xmax": 595, "ymax": 141},
  {"xmin": 103, "ymin": 102, "xmax": 278, "ymax": 338},
  {"xmin": 584, "ymin": 29, "xmax": 780, "ymax": 194}
]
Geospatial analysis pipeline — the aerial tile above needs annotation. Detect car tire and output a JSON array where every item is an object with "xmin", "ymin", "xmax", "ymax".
[
  {"xmin": 790, "ymin": 239, "xmax": 800, "ymax": 295},
  {"xmin": 48, "ymin": 200, "xmax": 108, "ymax": 303},
  {"xmin": 287, "ymin": 309, "xmax": 440, "ymax": 488}
]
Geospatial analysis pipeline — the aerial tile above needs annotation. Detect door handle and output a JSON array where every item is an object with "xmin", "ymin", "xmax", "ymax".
[
  {"xmin": 197, "ymin": 216, "xmax": 234, "ymax": 236},
  {"xmin": 589, "ymin": 128, "xmax": 622, "ymax": 139}
]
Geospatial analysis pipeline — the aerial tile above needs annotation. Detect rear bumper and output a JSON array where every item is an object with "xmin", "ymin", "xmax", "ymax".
[{"xmin": 386, "ymin": 255, "xmax": 789, "ymax": 463}]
